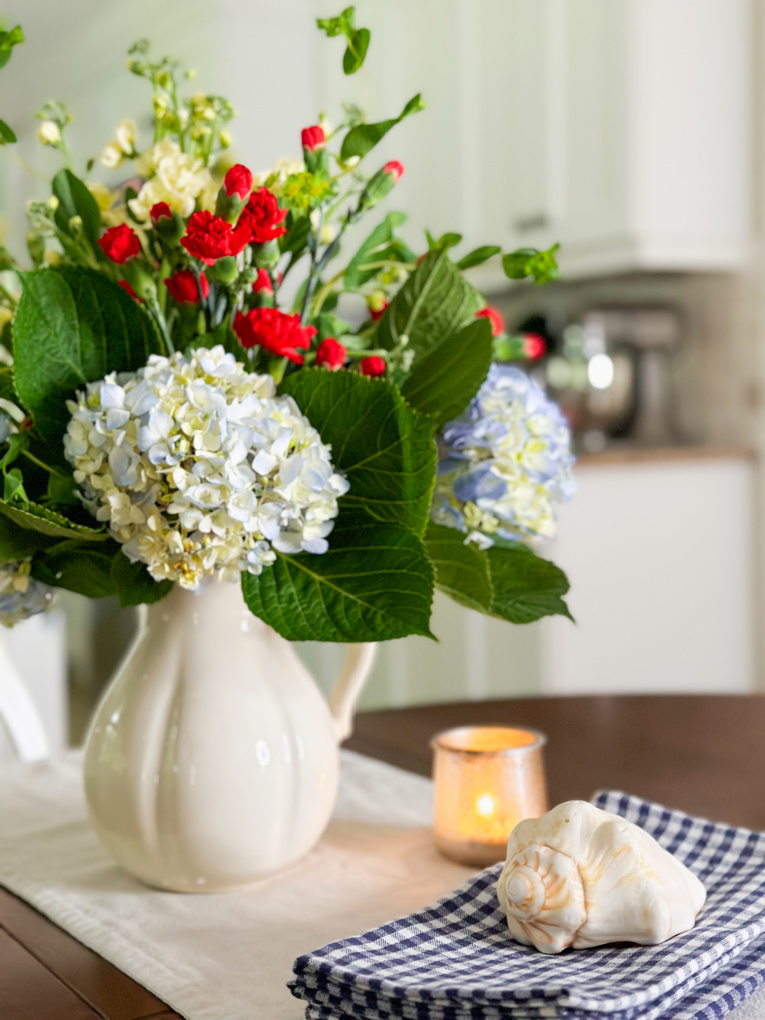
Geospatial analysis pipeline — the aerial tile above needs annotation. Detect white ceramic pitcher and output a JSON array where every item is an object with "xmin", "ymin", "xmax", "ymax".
[{"xmin": 83, "ymin": 581, "xmax": 377, "ymax": 892}]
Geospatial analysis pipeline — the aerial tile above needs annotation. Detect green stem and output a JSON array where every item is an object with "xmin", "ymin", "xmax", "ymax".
[
  {"xmin": 20, "ymin": 449, "xmax": 65, "ymax": 477},
  {"xmin": 268, "ymin": 357, "xmax": 288, "ymax": 385},
  {"xmin": 345, "ymin": 347, "xmax": 388, "ymax": 360},
  {"xmin": 300, "ymin": 211, "xmax": 323, "ymax": 326},
  {"xmin": 147, "ymin": 300, "xmax": 175, "ymax": 355},
  {"xmin": 0, "ymin": 285, "xmax": 17, "ymax": 307}
]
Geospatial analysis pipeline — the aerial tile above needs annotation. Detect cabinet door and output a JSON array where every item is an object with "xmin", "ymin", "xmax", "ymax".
[
  {"xmin": 557, "ymin": 0, "xmax": 632, "ymax": 268},
  {"xmin": 473, "ymin": 0, "xmax": 562, "ymax": 256}
]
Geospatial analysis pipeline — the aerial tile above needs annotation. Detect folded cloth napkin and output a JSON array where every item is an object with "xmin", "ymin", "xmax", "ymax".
[{"xmin": 290, "ymin": 791, "xmax": 765, "ymax": 1020}]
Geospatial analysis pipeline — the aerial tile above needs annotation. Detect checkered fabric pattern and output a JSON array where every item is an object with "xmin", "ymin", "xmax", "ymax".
[{"xmin": 290, "ymin": 791, "xmax": 765, "ymax": 1020}]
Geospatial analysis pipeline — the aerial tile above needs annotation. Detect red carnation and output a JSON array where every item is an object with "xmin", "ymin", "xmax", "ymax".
[
  {"xmin": 99, "ymin": 224, "xmax": 141, "ymax": 264},
  {"xmin": 316, "ymin": 337, "xmax": 347, "ymax": 371},
  {"xmin": 253, "ymin": 269, "xmax": 273, "ymax": 294},
  {"xmin": 181, "ymin": 211, "xmax": 250, "ymax": 265},
  {"xmin": 233, "ymin": 307, "xmax": 317, "ymax": 364},
  {"xmin": 149, "ymin": 202, "xmax": 172, "ymax": 224},
  {"xmin": 165, "ymin": 269, "xmax": 209, "ymax": 304},
  {"xmin": 301, "ymin": 125, "xmax": 326, "ymax": 152},
  {"xmin": 475, "ymin": 306, "xmax": 505, "ymax": 338},
  {"xmin": 360, "ymin": 356, "xmax": 386, "ymax": 378},
  {"xmin": 238, "ymin": 188, "xmax": 288, "ymax": 245},
  {"xmin": 369, "ymin": 301, "xmax": 388, "ymax": 322},
  {"xmin": 522, "ymin": 332, "xmax": 546, "ymax": 360},
  {"xmin": 383, "ymin": 160, "xmax": 404, "ymax": 182},
  {"xmin": 224, "ymin": 164, "xmax": 253, "ymax": 200},
  {"xmin": 118, "ymin": 279, "xmax": 142, "ymax": 303}
]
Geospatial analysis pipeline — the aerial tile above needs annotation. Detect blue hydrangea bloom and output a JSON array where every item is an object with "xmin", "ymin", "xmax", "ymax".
[
  {"xmin": 432, "ymin": 364, "xmax": 574, "ymax": 545},
  {"xmin": 0, "ymin": 561, "xmax": 53, "ymax": 627}
]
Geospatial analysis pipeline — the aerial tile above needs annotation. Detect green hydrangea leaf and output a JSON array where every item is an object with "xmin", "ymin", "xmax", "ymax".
[
  {"xmin": 31, "ymin": 539, "xmax": 116, "ymax": 598},
  {"xmin": 487, "ymin": 544, "xmax": 572, "ymax": 623},
  {"xmin": 242, "ymin": 511, "xmax": 434, "ymax": 642},
  {"xmin": 401, "ymin": 316, "xmax": 492, "ymax": 426},
  {"xmin": 375, "ymin": 248, "xmax": 484, "ymax": 373},
  {"xmin": 280, "ymin": 368, "xmax": 437, "ymax": 536},
  {"xmin": 425, "ymin": 522, "xmax": 492, "ymax": 613},
  {"xmin": 110, "ymin": 552, "xmax": 173, "ymax": 607},
  {"xmin": 0, "ymin": 513, "xmax": 58, "ymax": 562},
  {"xmin": 13, "ymin": 266, "xmax": 161, "ymax": 444},
  {"xmin": 0, "ymin": 497, "xmax": 109, "ymax": 540}
]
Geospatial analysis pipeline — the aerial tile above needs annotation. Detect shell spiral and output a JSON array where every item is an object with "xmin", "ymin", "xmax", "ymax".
[
  {"xmin": 499, "ymin": 844, "xmax": 587, "ymax": 954},
  {"xmin": 497, "ymin": 801, "xmax": 707, "ymax": 954}
]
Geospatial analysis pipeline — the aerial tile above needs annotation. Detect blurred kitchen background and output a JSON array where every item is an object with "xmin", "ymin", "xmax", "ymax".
[{"xmin": 0, "ymin": 0, "xmax": 762, "ymax": 757}]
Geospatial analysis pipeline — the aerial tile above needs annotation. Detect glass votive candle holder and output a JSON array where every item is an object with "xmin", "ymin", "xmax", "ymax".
[{"xmin": 431, "ymin": 726, "xmax": 548, "ymax": 867}]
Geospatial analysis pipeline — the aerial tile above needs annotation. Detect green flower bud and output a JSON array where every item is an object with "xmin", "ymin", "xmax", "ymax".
[
  {"xmin": 358, "ymin": 161, "xmax": 404, "ymax": 214},
  {"xmin": 124, "ymin": 261, "xmax": 158, "ymax": 302},
  {"xmin": 211, "ymin": 256, "xmax": 238, "ymax": 284},
  {"xmin": 214, "ymin": 187, "xmax": 245, "ymax": 225},
  {"xmin": 153, "ymin": 210, "xmax": 185, "ymax": 246},
  {"xmin": 27, "ymin": 232, "xmax": 45, "ymax": 267},
  {"xmin": 251, "ymin": 239, "xmax": 280, "ymax": 269}
]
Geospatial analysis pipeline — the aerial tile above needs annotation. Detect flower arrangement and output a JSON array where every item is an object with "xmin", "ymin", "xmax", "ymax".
[{"xmin": 0, "ymin": 10, "xmax": 572, "ymax": 639}]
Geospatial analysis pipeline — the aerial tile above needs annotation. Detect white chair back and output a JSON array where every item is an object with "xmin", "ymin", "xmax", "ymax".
[{"xmin": 0, "ymin": 640, "xmax": 49, "ymax": 761}]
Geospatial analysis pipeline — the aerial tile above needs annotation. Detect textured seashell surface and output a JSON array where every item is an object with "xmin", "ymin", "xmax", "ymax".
[{"xmin": 497, "ymin": 800, "xmax": 706, "ymax": 954}]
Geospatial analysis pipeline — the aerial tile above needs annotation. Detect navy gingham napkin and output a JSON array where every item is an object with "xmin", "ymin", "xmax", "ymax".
[{"xmin": 290, "ymin": 791, "xmax": 765, "ymax": 1020}]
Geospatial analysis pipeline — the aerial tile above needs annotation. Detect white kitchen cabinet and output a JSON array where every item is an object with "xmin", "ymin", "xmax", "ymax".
[
  {"xmin": 539, "ymin": 452, "xmax": 755, "ymax": 695},
  {"xmin": 475, "ymin": 0, "xmax": 752, "ymax": 276},
  {"xmin": 317, "ymin": 0, "xmax": 751, "ymax": 280}
]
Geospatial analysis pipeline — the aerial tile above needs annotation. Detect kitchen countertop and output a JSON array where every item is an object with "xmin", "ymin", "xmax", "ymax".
[{"xmin": 576, "ymin": 444, "xmax": 752, "ymax": 467}]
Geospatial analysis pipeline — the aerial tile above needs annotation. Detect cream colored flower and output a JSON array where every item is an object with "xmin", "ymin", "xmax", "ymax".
[
  {"xmin": 100, "ymin": 141, "xmax": 124, "ymax": 170},
  {"xmin": 114, "ymin": 118, "xmax": 135, "ymax": 155},
  {"xmin": 38, "ymin": 121, "xmax": 61, "ymax": 146},
  {"xmin": 64, "ymin": 346, "xmax": 348, "ymax": 591},
  {"xmin": 129, "ymin": 139, "xmax": 215, "ymax": 222},
  {"xmin": 86, "ymin": 183, "xmax": 127, "ymax": 227},
  {"xmin": 0, "ymin": 307, "xmax": 12, "ymax": 330}
]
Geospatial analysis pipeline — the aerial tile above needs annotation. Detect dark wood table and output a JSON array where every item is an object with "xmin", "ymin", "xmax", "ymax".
[{"xmin": 1, "ymin": 694, "xmax": 763, "ymax": 1018}]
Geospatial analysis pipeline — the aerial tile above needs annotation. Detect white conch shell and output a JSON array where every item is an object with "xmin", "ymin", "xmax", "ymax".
[{"xmin": 497, "ymin": 801, "xmax": 706, "ymax": 954}]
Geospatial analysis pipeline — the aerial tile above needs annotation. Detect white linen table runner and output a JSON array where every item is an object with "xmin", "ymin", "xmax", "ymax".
[{"xmin": 0, "ymin": 750, "xmax": 473, "ymax": 1019}]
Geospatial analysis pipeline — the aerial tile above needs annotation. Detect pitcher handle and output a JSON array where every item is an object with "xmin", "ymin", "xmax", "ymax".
[{"xmin": 329, "ymin": 643, "xmax": 378, "ymax": 743}]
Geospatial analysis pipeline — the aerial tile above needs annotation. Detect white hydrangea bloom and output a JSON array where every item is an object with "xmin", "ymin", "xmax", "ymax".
[
  {"xmin": 129, "ymin": 139, "xmax": 216, "ymax": 221},
  {"xmin": 64, "ymin": 346, "xmax": 349, "ymax": 590},
  {"xmin": 0, "ymin": 561, "xmax": 53, "ymax": 627}
]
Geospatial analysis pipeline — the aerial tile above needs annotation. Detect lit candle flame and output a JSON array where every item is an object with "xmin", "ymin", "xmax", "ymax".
[{"xmin": 475, "ymin": 793, "xmax": 497, "ymax": 818}]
